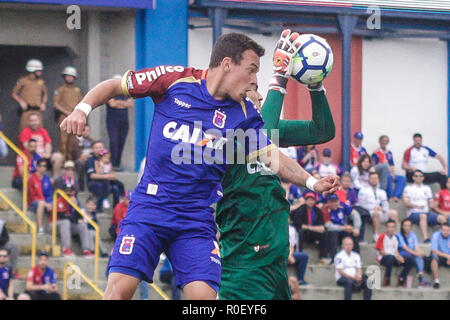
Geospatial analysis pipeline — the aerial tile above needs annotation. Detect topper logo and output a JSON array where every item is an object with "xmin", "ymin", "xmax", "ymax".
[{"xmin": 135, "ymin": 66, "xmax": 185, "ymax": 85}]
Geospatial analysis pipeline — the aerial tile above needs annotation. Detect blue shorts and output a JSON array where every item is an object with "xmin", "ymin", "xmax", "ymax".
[
  {"xmin": 409, "ymin": 212, "xmax": 439, "ymax": 226},
  {"xmin": 107, "ymin": 199, "xmax": 221, "ymax": 293},
  {"xmin": 28, "ymin": 201, "xmax": 40, "ymax": 213}
]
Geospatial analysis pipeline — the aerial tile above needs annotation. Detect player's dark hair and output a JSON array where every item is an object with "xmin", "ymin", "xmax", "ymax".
[
  {"xmin": 385, "ymin": 219, "xmax": 396, "ymax": 226},
  {"xmin": 413, "ymin": 133, "xmax": 422, "ymax": 139},
  {"xmin": 209, "ymin": 33, "xmax": 265, "ymax": 68}
]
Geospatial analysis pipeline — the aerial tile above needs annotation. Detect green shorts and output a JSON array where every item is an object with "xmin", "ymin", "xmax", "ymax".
[{"xmin": 219, "ymin": 261, "xmax": 291, "ymax": 300}]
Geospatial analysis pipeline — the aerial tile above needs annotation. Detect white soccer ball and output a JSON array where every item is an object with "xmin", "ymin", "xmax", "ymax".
[{"xmin": 290, "ymin": 34, "xmax": 334, "ymax": 85}]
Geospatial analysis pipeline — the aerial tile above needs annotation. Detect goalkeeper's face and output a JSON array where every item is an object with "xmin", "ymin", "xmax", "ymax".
[{"xmin": 225, "ymin": 50, "xmax": 260, "ymax": 102}]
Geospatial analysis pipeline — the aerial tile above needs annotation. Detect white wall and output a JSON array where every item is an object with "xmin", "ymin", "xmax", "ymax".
[{"xmin": 362, "ymin": 37, "xmax": 448, "ymax": 173}]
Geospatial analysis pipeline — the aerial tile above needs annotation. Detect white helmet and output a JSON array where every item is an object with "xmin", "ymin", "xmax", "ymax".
[
  {"xmin": 26, "ymin": 59, "xmax": 43, "ymax": 73},
  {"xmin": 62, "ymin": 66, "xmax": 78, "ymax": 78}
]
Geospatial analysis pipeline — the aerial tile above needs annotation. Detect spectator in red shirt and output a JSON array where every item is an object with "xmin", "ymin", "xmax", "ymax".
[
  {"xmin": 24, "ymin": 251, "xmax": 60, "ymax": 300},
  {"xmin": 431, "ymin": 177, "xmax": 450, "ymax": 223},
  {"xmin": 28, "ymin": 159, "xmax": 52, "ymax": 234},
  {"xmin": 11, "ymin": 138, "xmax": 41, "ymax": 190},
  {"xmin": 109, "ymin": 191, "xmax": 131, "ymax": 240},
  {"xmin": 18, "ymin": 112, "xmax": 63, "ymax": 178}
]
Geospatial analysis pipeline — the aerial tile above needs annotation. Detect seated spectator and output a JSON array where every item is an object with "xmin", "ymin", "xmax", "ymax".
[
  {"xmin": 375, "ymin": 220, "xmax": 414, "ymax": 287},
  {"xmin": 290, "ymin": 192, "xmax": 329, "ymax": 264},
  {"xmin": 86, "ymin": 141, "xmax": 122, "ymax": 212},
  {"xmin": 430, "ymin": 223, "xmax": 450, "ymax": 289},
  {"xmin": 288, "ymin": 223, "xmax": 309, "ymax": 286},
  {"xmin": 357, "ymin": 172, "xmax": 399, "ymax": 243},
  {"xmin": 397, "ymin": 219, "xmax": 429, "ymax": 288},
  {"xmin": 403, "ymin": 170, "xmax": 447, "ymax": 243},
  {"xmin": 336, "ymin": 173, "xmax": 358, "ymax": 206},
  {"xmin": 18, "ymin": 112, "xmax": 63, "ymax": 178},
  {"xmin": 159, "ymin": 254, "xmax": 181, "ymax": 300},
  {"xmin": 281, "ymin": 179, "xmax": 303, "ymax": 211},
  {"xmin": 82, "ymin": 194, "xmax": 108, "ymax": 257},
  {"xmin": 109, "ymin": 191, "xmax": 131, "ymax": 241},
  {"xmin": 315, "ymin": 148, "xmax": 343, "ymax": 178},
  {"xmin": 299, "ymin": 170, "xmax": 326, "ymax": 209},
  {"xmin": 11, "ymin": 138, "xmax": 41, "ymax": 190},
  {"xmin": 350, "ymin": 131, "xmax": 367, "ymax": 167},
  {"xmin": 350, "ymin": 154, "xmax": 375, "ymax": 192},
  {"xmin": 25, "ymin": 251, "xmax": 61, "ymax": 300},
  {"xmin": 372, "ymin": 135, "xmax": 406, "ymax": 201},
  {"xmin": 95, "ymin": 149, "xmax": 125, "ymax": 208},
  {"xmin": 323, "ymin": 195, "xmax": 362, "ymax": 261},
  {"xmin": 0, "ymin": 219, "xmax": 20, "ymax": 279},
  {"xmin": 72, "ymin": 124, "xmax": 94, "ymax": 191},
  {"xmin": 402, "ymin": 133, "xmax": 448, "ymax": 190},
  {"xmin": 28, "ymin": 159, "xmax": 53, "ymax": 234},
  {"xmin": 54, "ymin": 160, "xmax": 78, "ymax": 194},
  {"xmin": 335, "ymin": 237, "xmax": 372, "ymax": 300},
  {"xmin": 296, "ymin": 145, "xmax": 318, "ymax": 173},
  {"xmin": 0, "ymin": 248, "xmax": 15, "ymax": 300},
  {"xmin": 50, "ymin": 186, "xmax": 93, "ymax": 258},
  {"xmin": 431, "ymin": 177, "xmax": 450, "ymax": 222}
]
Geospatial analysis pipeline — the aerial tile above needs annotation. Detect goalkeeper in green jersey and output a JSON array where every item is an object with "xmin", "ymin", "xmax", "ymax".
[{"xmin": 216, "ymin": 30, "xmax": 337, "ymax": 300}]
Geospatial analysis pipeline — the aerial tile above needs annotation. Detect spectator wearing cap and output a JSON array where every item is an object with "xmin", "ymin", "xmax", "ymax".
[
  {"xmin": 28, "ymin": 158, "xmax": 53, "ymax": 234},
  {"xmin": 430, "ymin": 223, "xmax": 450, "ymax": 289},
  {"xmin": 82, "ymin": 194, "xmax": 108, "ymax": 257},
  {"xmin": 290, "ymin": 192, "xmax": 329, "ymax": 264},
  {"xmin": 372, "ymin": 135, "xmax": 406, "ymax": 201},
  {"xmin": 315, "ymin": 148, "xmax": 344, "ymax": 178},
  {"xmin": 53, "ymin": 66, "xmax": 83, "ymax": 161},
  {"xmin": 296, "ymin": 145, "xmax": 318, "ymax": 174},
  {"xmin": 323, "ymin": 194, "xmax": 362, "ymax": 261},
  {"xmin": 402, "ymin": 133, "xmax": 448, "ymax": 190},
  {"xmin": 25, "ymin": 251, "xmax": 61, "ymax": 300},
  {"xmin": 109, "ymin": 191, "xmax": 132, "ymax": 240},
  {"xmin": 106, "ymin": 74, "xmax": 134, "ymax": 171},
  {"xmin": 288, "ymin": 223, "xmax": 309, "ymax": 286},
  {"xmin": 54, "ymin": 160, "xmax": 78, "ymax": 194},
  {"xmin": 12, "ymin": 138, "xmax": 41, "ymax": 190}
]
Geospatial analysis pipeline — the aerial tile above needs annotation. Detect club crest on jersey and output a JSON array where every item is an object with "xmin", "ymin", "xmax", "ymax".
[
  {"xmin": 212, "ymin": 110, "xmax": 226, "ymax": 129},
  {"xmin": 119, "ymin": 236, "xmax": 135, "ymax": 255}
]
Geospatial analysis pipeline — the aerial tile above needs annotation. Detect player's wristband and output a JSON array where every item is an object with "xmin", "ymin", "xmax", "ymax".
[
  {"xmin": 307, "ymin": 82, "xmax": 326, "ymax": 94},
  {"xmin": 74, "ymin": 102, "xmax": 92, "ymax": 117},
  {"xmin": 306, "ymin": 176, "xmax": 318, "ymax": 191}
]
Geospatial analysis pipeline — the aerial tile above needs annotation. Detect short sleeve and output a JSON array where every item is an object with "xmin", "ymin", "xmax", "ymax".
[
  {"xmin": 387, "ymin": 151, "xmax": 395, "ymax": 166},
  {"xmin": 424, "ymin": 146, "xmax": 437, "ymax": 157},
  {"xmin": 397, "ymin": 233, "xmax": 405, "ymax": 248},
  {"xmin": 334, "ymin": 254, "xmax": 344, "ymax": 269},
  {"xmin": 430, "ymin": 233, "xmax": 439, "ymax": 251},
  {"xmin": 42, "ymin": 129, "xmax": 51, "ymax": 144},
  {"xmin": 26, "ymin": 269, "xmax": 34, "ymax": 282},
  {"xmin": 355, "ymin": 254, "xmax": 362, "ymax": 268}
]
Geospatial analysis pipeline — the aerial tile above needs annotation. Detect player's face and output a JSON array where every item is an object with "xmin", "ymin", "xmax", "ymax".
[
  {"xmin": 413, "ymin": 137, "xmax": 422, "ymax": 148},
  {"xmin": 246, "ymin": 89, "xmax": 263, "ymax": 111},
  {"xmin": 28, "ymin": 115, "xmax": 40, "ymax": 130},
  {"xmin": 226, "ymin": 50, "xmax": 260, "ymax": 102},
  {"xmin": 369, "ymin": 174, "xmax": 379, "ymax": 187}
]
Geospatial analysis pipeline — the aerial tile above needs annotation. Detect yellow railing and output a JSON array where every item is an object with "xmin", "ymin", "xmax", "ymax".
[
  {"xmin": 0, "ymin": 131, "xmax": 34, "ymax": 267},
  {"xmin": 63, "ymin": 261, "xmax": 104, "ymax": 300},
  {"xmin": 52, "ymin": 189, "xmax": 100, "ymax": 283},
  {"xmin": 150, "ymin": 283, "xmax": 170, "ymax": 300}
]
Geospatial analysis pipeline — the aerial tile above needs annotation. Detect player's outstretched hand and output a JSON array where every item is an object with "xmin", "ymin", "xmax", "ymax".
[
  {"xmin": 60, "ymin": 109, "xmax": 86, "ymax": 136},
  {"xmin": 314, "ymin": 174, "xmax": 340, "ymax": 195}
]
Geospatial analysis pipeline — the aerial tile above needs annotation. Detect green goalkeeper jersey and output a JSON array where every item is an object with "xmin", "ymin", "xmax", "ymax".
[{"xmin": 216, "ymin": 89, "xmax": 335, "ymax": 269}]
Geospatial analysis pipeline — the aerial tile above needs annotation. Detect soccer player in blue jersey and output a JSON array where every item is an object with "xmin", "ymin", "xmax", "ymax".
[{"xmin": 61, "ymin": 33, "xmax": 339, "ymax": 300}]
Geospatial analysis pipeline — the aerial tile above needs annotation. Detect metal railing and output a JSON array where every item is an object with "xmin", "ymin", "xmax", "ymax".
[
  {"xmin": 150, "ymin": 283, "xmax": 170, "ymax": 300},
  {"xmin": 63, "ymin": 261, "xmax": 104, "ymax": 300},
  {"xmin": 0, "ymin": 131, "xmax": 35, "ymax": 267},
  {"xmin": 52, "ymin": 189, "xmax": 100, "ymax": 283}
]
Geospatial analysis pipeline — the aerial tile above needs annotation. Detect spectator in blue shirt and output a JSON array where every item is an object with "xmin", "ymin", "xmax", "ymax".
[
  {"xmin": 296, "ymin": 145, "xmax": 318, "ymax": 173},
  {"xmin": 397, "ymin": 219, "xmax": 428, "ymax": 287},
  {"xmin": 25, "ymin": 251, "xmax": 61, "ymax": 300},
  {"xmin": 159, "ymin": 254, "xmax": 180, "ymax": 300},
  {"xmin": 430, "ymin": 223, "xmax": 450, "ymax": 289},
  {"xmin": 0, "ymin": 248, "xmax": 14, "ymax": 300}
]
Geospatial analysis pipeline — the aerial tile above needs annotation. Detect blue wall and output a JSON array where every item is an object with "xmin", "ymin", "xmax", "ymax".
[{"xmin": 134, "ymin": 0, "xmax": 188, "ymax": 170}]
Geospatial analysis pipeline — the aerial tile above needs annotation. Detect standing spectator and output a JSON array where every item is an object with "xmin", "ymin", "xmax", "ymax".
[
  {"xmin": 336, "ymin": 173, "xmax": 358, "ymax": 206},
  {"xmin": 288, "ymin": 223, "xmax": 309, "ymax": 286},
  {"xmin": 25, "ymin": 251, "xmax": 61, "ymax": 300},
  {"xmin": 50, "ymin": 186, "xmax": 93, "ymax": 258},
  {"xmin": 430, "ymin": 223, "xmax": 450, "ymax": 289},
  {"xmin": 0, "ymin": 220, "xmax": 20, "ymax": 279},
  {"xmin": 431, "ymin": 177, "xmax": 450, "ymax": 220},
  {"xmin": 335, "ymin": 237, "xmax": 372, "ymax": 300},
  {"xmin": 397, "ymin": 219, "xmax": 429, "ymax": 287},
  {"xmin": 86, "ymin": 141, "xmax": 121, "ymax": 212},
  {"xmin": 11, "ymin": 59, "xmax": 48, "ymax": 131},
  {"xmin": 350, "ymin": 154, "xmax": 375, "ymax": 192},
  {"xmin": 375, "ymin": 220, "xmax": 414, "ymax": 287},
  {"xmin": 402, "ymin": 133, "xmax": 448, "ymax": 189},
  {"xmin": 290, "ymin": 192, "xmax": 329, "ymax": 264},
  {"xmin": 53, "ymin": 66, "xmax": 83, "ymax": 161},
  {"xmin": 83, "ymin": 194, "xmax": 108, "ymax": 258},
  {"xmin": 72, "ymin": 124, "xmax": 94, "ymax": 191},
  {"xmin": 296, "ymin": 145, "xmax": 318, "ymax": 173},
  {"xmin": 28, "ymin": 159, "xmax": 53, "ymax": 234},
  {"xmin": 315, "ymin": 148, "xmax": 343, "ymax": 178},
  {"xmin": 323, "ymin": 194, "xmax": 362, "ymax": 260},
  {"xmin": 357, "ymin": 172, "xmax": 399, "ymax": 242},
  {"xmin": 109, "ymin": 191, "xmax": 131, "ymax": 241},
  {"xmin": 372, "ymin": 135, "xmax": 406, "ymax": 201},
  {"xmin": 11, "ymin": 138, "xmax": 41, "ymax": 190},
  {"xmin": 402, "ymin": 169, "xmax": 447, "ymax": 243},
  {"xmin": 18, "ymin": 112, "xmax": 64, "ymax": 178},
  {"xmin": 106, "ymin": 74, "xmax": 134, "ymax": 171},
  {"xmin": 350, "ymin": 131, "xmax": 367, "ymax": 167}
]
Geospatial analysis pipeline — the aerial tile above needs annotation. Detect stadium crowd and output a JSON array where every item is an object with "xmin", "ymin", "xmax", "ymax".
[{"xmin": 0, "ymin": 58, "xmax": 449, "ymax": 300}]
